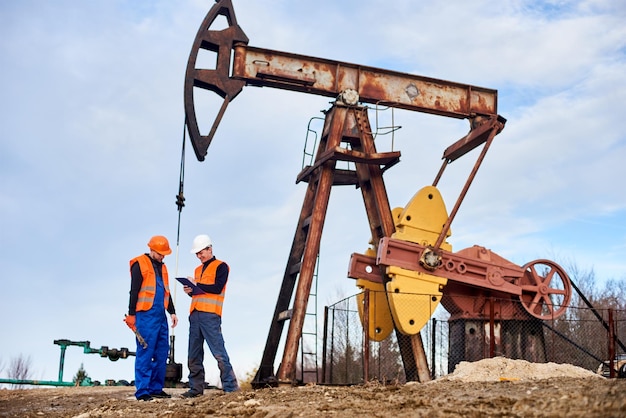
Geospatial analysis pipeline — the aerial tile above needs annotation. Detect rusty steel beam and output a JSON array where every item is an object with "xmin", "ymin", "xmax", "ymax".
[
  {"xmin": 377, "ymin": 237, "xmax": 524, "ymax": 295},
  {"xmin": 442, "ymin": 115, "xmax": 506, "ymax": 163},
  {"xmin": 348, "ymin": 252, "xmax": 384, "ymax": 283},
  {"xmin": 295, "ymin": 146, "xmax": 400, "ymax": 184},
  {"xmin": 232, "ymin": 45, "xmax": 498, "ymax": 119}
]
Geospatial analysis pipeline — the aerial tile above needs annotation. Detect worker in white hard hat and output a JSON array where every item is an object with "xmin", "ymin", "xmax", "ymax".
[
  {"xmin": 181, "ymin": 234, "xmax": 239, "ymax": 398},
  {"xmin": 125, "ymin": 235, "xmax": 178, "ymax": 401}
]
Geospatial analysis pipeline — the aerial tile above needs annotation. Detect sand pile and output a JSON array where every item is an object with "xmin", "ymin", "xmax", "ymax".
[{"xmin": 435, "ymin": 357, "xmax": 603, "ymax": 382}]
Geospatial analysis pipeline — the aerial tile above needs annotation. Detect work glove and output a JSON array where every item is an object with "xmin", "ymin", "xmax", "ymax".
[{"xmin": 124, "ymin": 314, "xmax": 136, "ymax": 331}]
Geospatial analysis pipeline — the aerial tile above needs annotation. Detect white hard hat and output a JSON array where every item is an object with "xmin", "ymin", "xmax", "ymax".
[{"xmin": 191, "ymin": 234, "xmax": 212, "ymax": 254}]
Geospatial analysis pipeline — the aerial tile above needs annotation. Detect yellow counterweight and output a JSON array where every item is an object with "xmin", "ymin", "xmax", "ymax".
[
  {"xmin": 385, "ymin": 186, "xmax": 452, "ymax": 335},
  {"xmin": 354, "ymin": 186, "xmax": 452, "ymax": 339}
]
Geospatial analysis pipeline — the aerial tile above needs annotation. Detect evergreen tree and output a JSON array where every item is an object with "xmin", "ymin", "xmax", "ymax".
[{"xmin": 73, "ymin": 363, "xmax": 89, "ymax": 386}]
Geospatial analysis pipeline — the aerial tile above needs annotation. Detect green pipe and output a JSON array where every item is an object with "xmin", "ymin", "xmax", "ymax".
[
  {"xmin": 0, "ymin": 339, "xmax": 135, "ymax": 388},
  {"xmin": 58, "ymin": 345, "xmax": 67, "ymax": 382},
  {"xmin": 0, "ymin": 378, "xmax": 92, "ymax": 387}
]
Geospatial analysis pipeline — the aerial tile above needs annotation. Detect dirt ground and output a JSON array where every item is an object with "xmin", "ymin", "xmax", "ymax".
[{"xmin": 1, "ymin": 358, "xmax": 625, "ymax": 417}]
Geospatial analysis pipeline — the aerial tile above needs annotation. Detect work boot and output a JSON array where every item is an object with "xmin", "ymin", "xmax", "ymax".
[
  {"xmin": 151, "ymin": 390, "xmax": 171, "ymax": 398},
  {"xmin": 181, "ymin": 390, "xmax": 201, "ymax": 398}
]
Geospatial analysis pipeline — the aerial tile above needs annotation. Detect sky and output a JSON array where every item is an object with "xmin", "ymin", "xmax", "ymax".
[{"xmin": 1, "ymin": 0, "xmax": 625, "ymax": 386}]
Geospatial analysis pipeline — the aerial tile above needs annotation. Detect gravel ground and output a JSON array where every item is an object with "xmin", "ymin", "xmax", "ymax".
[{"xmin": 1, "ymin": 358, "xmax": 625, "ymax": 417}]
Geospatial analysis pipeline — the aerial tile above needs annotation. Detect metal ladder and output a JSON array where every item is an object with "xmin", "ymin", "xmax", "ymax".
[{"xmin": 299, "ymin": 255, "xmax": 319, "ymax": 383}]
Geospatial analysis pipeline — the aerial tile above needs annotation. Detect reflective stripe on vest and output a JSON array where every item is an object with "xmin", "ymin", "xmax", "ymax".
[
  {"xmin": 130, "ymin": 254, "xmax": 171, "ymax": 312},
  {"xmin": 190, "ymin": 259, "xmax": 228, "ymax": 316}
]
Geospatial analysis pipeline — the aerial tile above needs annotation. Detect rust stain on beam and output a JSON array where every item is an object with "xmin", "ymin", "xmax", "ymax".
[{"xmin": 233, "ymin": 45, "xmax": 497, "ymax": 118}]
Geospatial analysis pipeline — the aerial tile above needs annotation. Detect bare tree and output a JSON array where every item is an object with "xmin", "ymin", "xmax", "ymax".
[
  {"xmin": 546, "ymin": 260, "xmax": 626, "ymax": 370},
  {"xmin": 598, "ymin": 278, "xmax": 626, "ymax": 310},
  {"xmin": 7, "ymin": 354, "xmax": 33, "ymax": 388}
]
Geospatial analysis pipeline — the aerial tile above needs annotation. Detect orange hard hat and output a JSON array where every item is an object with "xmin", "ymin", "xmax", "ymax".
[{"xmin": 147, "ymin": 235, "xmax": 172, "ymax": 255}]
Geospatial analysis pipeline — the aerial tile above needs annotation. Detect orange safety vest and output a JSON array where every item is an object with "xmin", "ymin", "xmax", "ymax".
[
  {"xmin": 190, "ymin": 259, "xmax": 228, "ymax": 316},
  {"xmin": 130, "ymin": 254, "xmax": 171, "ymax": 312}
]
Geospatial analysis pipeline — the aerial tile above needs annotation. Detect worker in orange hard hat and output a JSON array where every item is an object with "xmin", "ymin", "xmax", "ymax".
[
  {"xmin": 125, "ymin": 235, "xmax": 178, "ymax": 401},
  {"xmin": 147, "ymin": 235, "xmax": 173, "ymax": 255}
]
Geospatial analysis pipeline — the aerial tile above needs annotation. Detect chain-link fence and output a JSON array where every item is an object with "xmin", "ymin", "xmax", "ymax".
[{"xmin": 316, "ymin": 290, "xmax": 626, "ymax": 385}]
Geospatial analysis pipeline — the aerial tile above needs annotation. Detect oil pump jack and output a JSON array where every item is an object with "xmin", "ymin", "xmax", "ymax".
[{"xmin": 184, "ymin": 0, "xmax": 573, "ymax": 387}]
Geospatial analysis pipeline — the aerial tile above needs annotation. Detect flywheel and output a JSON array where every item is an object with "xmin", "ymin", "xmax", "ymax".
[{"xmin": 519, "ymin": 259, "xmax": 572, "ymax": 320}]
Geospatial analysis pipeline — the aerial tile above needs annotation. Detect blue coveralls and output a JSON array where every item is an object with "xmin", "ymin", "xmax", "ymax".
[{"xmin": 134, "ymin": 271, "xmax": 170, "ymax": 399}]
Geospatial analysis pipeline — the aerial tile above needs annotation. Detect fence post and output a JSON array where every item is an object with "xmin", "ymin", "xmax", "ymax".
[
  {"xmin": 363, "ymin": 289, "xmax": 370, "ymax": 383},
  {"xmin": 489, "ymin": 297, "xmax": 495, "ymax": 358},
  {"xmin": 322, "ymin": 306, "xmax": 329, "ymax": 384},
  {"xmin": 431, "ymin": 318, "xmax": 437, "ymax": 379},
  {"xmin": 609, "ymin": 308, "xmax": 615, "ymax": 378},
  {"xmin": 330, "ymin": 306, "xmax": 335, "ymax": 384}
]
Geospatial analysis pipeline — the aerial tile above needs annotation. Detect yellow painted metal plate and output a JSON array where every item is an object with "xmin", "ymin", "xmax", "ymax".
[
  {"xmin": 386, "ymin": 185, "xmax": 451, "ymax": 335},
  {"xmin": 386, "ymin": 267, "xmax": 447, "ymax": 334},
  {"xmin": 356, "ymin": 279, "xmax": 394, "ymax": 342},
  {"xmin": 392, "ymin": 185, "xmax": 452, "ymax": 248}
]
